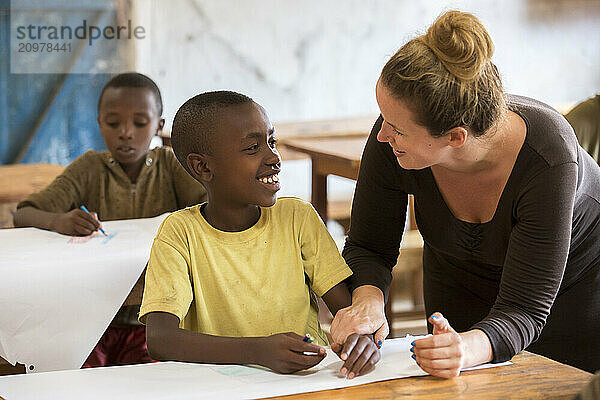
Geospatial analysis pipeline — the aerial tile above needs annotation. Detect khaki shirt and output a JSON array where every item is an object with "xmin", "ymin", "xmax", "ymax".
[{"xmin": 18, "ymin": 147, "xmax": 206, "ymax": 220}]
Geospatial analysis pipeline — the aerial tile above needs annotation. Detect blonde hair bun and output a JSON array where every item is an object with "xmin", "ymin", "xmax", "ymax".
[{"xmin": 422, "ymin": 10, "xmax": 494, "ymax": 81}]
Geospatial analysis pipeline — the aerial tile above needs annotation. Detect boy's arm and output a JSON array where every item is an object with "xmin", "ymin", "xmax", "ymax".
[
  {"xmin": 145, "ymin": 312, "xmax": 326, "ymax": 373},
  {"xmin": 13, "ymin": 206, "xmax": 101, "ymax": 236},
  {"xmin": 321, "ymin": 282, "xmax": 352, "ymax": 316},
  {"xmin": 322, "ymin": 282, "xmax": 381, "ymax": 379}
]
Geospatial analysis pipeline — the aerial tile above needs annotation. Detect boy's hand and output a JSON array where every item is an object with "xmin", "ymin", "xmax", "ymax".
[
  {"xmin": 332, "ymin": 333, "xmax": 380, "ymax": 379},
  {"xmin": 52, "ymin": 209, "xmax": 101, "ymax": 236},
  {"xmin": 256, "ymin": 332, "xmax": 326, "ymax": 374}
]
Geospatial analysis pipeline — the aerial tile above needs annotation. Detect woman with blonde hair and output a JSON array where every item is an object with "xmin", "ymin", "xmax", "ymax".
[{"xmin": 331, "ymin": 10, "xmax": 600, "ymax": 376}]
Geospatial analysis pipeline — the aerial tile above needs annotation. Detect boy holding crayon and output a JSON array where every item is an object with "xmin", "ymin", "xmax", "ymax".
[{"xmin": 140, "ymin": 91, "xmax": 381, "ymax": 377}]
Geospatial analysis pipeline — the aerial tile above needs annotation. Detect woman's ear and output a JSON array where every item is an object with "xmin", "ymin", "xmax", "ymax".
[
  {"xmin": 446, "ymin": 127, "xmax": 468, "ymax": 148},
  {"xmin": 187, "ymin": 153, "xmax": 213, "ymax": 182}
]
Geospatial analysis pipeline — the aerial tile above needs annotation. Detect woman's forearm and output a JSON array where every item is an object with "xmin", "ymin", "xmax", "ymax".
[
  {"xmin": 352, "ymin": 285, "xmax": 385, "ymax": 305},
  {"xmin": 330, "ymin": 285, "xmax": 388, "ymax": 344}
]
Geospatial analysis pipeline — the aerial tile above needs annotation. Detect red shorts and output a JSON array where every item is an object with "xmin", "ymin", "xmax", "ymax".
[{"xmin": 82, "ymin": 325, "xmax": 154, "ymax": 368}]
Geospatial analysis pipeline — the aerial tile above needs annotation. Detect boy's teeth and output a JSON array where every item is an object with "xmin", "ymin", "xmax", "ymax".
[{"xmin": 259, "ymin": 174, "xmax": 279, "ymax": 184}]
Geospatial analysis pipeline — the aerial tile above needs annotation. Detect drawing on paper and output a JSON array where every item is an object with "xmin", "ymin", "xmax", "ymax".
[{"xmin": 68, "ymin": 232, "xmax": 117, "ymax": 244}]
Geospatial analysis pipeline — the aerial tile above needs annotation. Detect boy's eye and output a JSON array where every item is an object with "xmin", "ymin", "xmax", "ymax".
[
  {"xmin": 134, "ymin": 121, "xmax": 148, "ymax": 127},
  {"xmin": 245, "ymin": 143, "xmax": 259, "ymax": 151},
  {"xmin": 107, "ymin": 122, "xmax": 119, "ymax": 128}
]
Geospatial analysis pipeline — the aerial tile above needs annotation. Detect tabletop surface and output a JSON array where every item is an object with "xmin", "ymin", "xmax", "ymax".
[
  {"xmin": 281, "ymin": 135, "xmax": 369, "ymax": 163},
  {"xmin": 0, "ymin": 163, "xmax": 65, "ymax": 202},
  {"xmin": 269, "ymin": 351, "xmax": 591, "ymax": 400},
  {"xmin": 0, "ymin": 351, "xmax": 591, "ymax": 400},
  {"xmin": 274, "ymin": 115, "xmax": 376, "ymax": 138}
]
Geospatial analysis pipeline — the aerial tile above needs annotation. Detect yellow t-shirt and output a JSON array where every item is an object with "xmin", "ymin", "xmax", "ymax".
[{"xmin": 139, "ymin": 197, "xmax": 352, "ymax": 346}]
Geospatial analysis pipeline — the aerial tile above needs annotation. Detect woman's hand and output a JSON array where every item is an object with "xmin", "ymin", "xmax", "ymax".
[
  {"xmin": 411, "ymin": 312, "xmax": 493, "ymax": 378},
  {"xmin": 330, "ymin": 285, "xmax": 389, "ymax": 348}
]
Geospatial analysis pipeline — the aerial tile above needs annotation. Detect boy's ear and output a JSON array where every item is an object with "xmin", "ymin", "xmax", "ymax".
[
  {"xmin": 156, "ymin": 118, "xmax": 165, "ymax": 135},
  {"xmin": 187, "ymin": 153, "xmax": 213, "ymax": 182},
  {"xmin": 446, "ymin": 126, "xmax": 468, "ymax": 148}
]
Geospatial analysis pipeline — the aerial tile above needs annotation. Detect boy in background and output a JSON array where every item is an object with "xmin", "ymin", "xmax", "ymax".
[
  {"xmin": 14, "ymin": 73, "xmax": 207, "ymax": 367},
  {"xmin": 141, "ymin": 91, "xmax": 380, "ymax": 377}
]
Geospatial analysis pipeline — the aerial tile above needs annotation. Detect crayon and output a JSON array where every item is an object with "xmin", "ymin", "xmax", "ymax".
[{"xmin": 80, "ymin": 205, "xmax": 107, "ymax": 236}]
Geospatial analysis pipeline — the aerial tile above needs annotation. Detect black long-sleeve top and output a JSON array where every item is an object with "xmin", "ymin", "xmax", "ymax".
[{"xmin": 343, "ymin": 95, "xmax": 600, "ymax": 372}]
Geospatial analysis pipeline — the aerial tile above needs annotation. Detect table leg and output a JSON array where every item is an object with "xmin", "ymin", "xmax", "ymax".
[{"xmin": 311, "ymin": 168, "xmax": 328, "ymax": 222}]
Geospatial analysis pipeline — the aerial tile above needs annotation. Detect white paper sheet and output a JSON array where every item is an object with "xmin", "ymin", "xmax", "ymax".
[
  {"xmin": 0, "ymin": 336, "xmax": 511, "ymax": 399},
  {"xmin": 0, "ymin": 214, "xmax": 168, "ymax": 373}
]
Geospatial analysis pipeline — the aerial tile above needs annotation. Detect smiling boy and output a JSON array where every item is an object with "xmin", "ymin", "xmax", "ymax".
[{"xmin": 140, "ymin": 91, "xmax": 381, "ymax": 377}]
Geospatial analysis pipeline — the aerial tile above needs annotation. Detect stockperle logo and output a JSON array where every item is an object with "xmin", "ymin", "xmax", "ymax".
[
  {"xmin": 15, "ymin": 19, "xmax": 146, "ymax": 46},
  {"xmin": 10, "ymin": 4, "xmax": 146, "ymax": 74}
]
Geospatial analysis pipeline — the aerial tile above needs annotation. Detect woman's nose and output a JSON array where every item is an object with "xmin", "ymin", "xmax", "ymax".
[{"xmin": 377, "ymin": 125, "xmax": 391, "ymax": 143}]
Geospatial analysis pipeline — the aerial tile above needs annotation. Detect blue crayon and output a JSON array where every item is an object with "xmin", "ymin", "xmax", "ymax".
[{"xmin": 80, "ymin": 205, "xmax": 107, "ymax": 236}]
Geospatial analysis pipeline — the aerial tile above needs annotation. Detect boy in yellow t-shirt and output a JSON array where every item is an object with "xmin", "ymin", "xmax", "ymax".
[{"xmin": 140, "ymin": 91, "xmax": 381, "ymax": 378}]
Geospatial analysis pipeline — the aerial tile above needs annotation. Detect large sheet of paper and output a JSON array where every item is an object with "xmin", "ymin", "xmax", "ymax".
[
  {"xmin": 0, "ymin": 336, "xmax": 510, "ymax": 399},
  {"xmin": 0, "ymin": 214, "xmax": 168, "ymax": 373}
]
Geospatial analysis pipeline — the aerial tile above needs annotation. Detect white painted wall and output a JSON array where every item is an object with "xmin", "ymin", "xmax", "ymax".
[{"xmin": 133, "ymin": 0, "xmax": 600, "ymax": 200}]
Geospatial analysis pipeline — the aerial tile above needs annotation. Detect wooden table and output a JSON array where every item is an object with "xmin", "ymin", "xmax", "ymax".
[
  {"xmin": 275, "ymin": 116, "xmax": 377, "ymax": 222},
  {"xmin": 0, "ymin": 352, "xmax": 590, "ymax": 399},
  {"xmin": 280, "ymin": 135, "xmax": 369, "ymax": 223},
  {"xmin": 0, "ymin": 163, "xmax": 65, "ymax": 228},
  {"xmin": 280, "ymin": 133, "xmax": 420, "ymax": 227},
  {"xmin": 270, "ymin": 352, "xmax": 591, "ymax": 399},
  {"xmin": 0, "ymin": 163, "xmax": 65, "ymax": 203}
]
